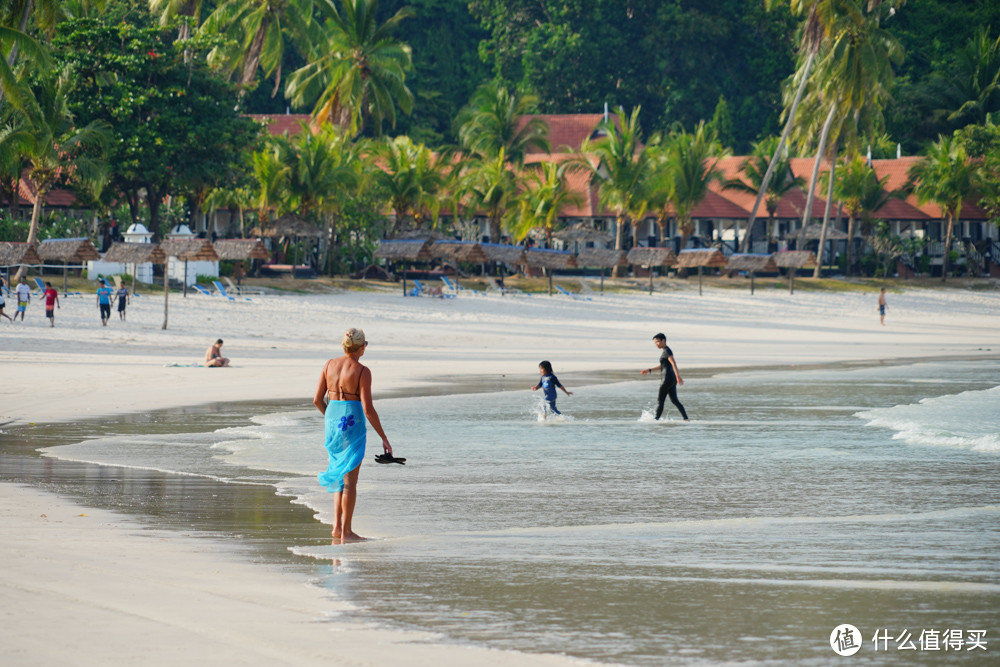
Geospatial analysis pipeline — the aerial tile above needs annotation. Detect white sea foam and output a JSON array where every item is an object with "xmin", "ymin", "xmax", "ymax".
[{"xmin": 857, "ymin": 385, "xmax": 1000, "ymax": 454}]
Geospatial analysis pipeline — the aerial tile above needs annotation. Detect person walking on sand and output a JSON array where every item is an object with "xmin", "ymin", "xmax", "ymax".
[
  {"xmin": 114, "ymin": 283, "xmax": 129, "ymax": 321},
  {"xmin": 15, "ymin": 278, "xmax": 30, "ymax": 321},
  {"xmin": 313, "ymin": 328, "xmax": 392, "ymax": 543},
  {"xmin": 0, "ymin": 280, "xmax": 11, "ymax": 323},
  {"xmin": 96, "ymin": 281, "xmax": 113, "ymax": 326},
  {"xmin": 43, "ymin": 282, "xmax": 60, "ymax": 327},
  {"xmin": 205, "ymin": 339, "xmax": 230, "ymax": 367},
  {"xmin": 878, "ymin": 288, "xmax": 888, "ymax": 326},
  {"xmin": 531, "ymin": 360, "xmax": 572, "ymax": 416},
  {"xmin": 640, "ymin": 333, "xmax": 689, "ymax": 421}
]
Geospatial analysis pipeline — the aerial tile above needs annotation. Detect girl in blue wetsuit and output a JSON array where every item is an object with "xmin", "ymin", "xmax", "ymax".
[{"xmin": 531, "ymin": 360, "xmax": 572, "ymax": 415}]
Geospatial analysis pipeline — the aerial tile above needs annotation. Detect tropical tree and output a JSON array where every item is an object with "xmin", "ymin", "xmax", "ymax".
[
  {"xmin": 251, "ymin": 136, "xmax": 293, "ymax": 223},
  {"xmin": 286, "ymin": 0, "xmax": 413, "ymax": 135},
  {"xmin": 580, "ymin": 106, "xmax": 654, "ymax": 276},
  {"xmin": 509, "ymin": 160, "xmax": 582, "ymax": 246},
  {"xmin": 202, "ymin": 0, "xmax": 313, "ymax": 95},
  {"xmin": 657, "ymin": 122, "xmax": 728, "ymax": 250},
  {"xmin": 0, "ymin": 73, "xmax": 109, "ymax": 280},
  {"xmin": 908, "ymin": 134, "xmax": 982, "ymax": 281},
  {"xmin": 929, "ymin": 26, "xmax": 1000, "ymax": 130},
  {"xmin": 725, "ymin": 136, "xmax": 805, "ymax": 247},
  {"xmin": 456, "ymin": 81, "xmax": 550, "ymax": 163},
  {"xmin": 373, "ymin": 135, "xmax": 445, "ymax": 237},
  {"xmin": 828, "ymin": 154, "xmax": 894, "ymax": 275},
  {"xmin": 458, "ymin": 148, "xmax": 519, "ymax": 244}
]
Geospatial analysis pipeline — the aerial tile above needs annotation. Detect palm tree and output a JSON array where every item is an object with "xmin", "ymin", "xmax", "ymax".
[
  {"xmin": 286, "ymin": 0, "xmax": 413, "ymax": 135},
  {"xmin": 908, "ymin": 135, "xmax": 982, "ymax": 282},
  {"xmin": 149, "ymin": 0, "xmax": 205, "ymax": 41},
  {"xmin": 202, "ymin": 0, "xmax": 313, "ymax": 96},
  {"xmin": 0, "ymin": 73, "xmax": 109, "ymax": 281},
  {"xmin": 456, "ymin": 81, "xmax": 550, "ymax": 164},
  {"xmin": 930, "ymin": 26, "xmax": 1000, "ymax": 130},
  {"xmin": 581, "ymin": 106, "xmax": 654, "ymax": 276},
  {"xmin": 510, "ymin": 160, "xmax": 582, "ymax": 247},
  {"xmin": 373, "ymin": 135, "xmax": 446, "ymax": 237},
  {"xmin": 659, "ymin": 122, "xmax": 728, "ymax": 250},
  {"xmin": 828, "ymin": 154, "xmax": 894, "ymax": 275},
  {"xmin": 725, "ymin": 136, "xmax": 805, "ymax": 248},
  {"xmin": 459, "ymin": 149, "xmax": 520, "ymax": 245},
  {"xmin": 251, "ymin": 136, "xmax": 293, "ymax": 223}
]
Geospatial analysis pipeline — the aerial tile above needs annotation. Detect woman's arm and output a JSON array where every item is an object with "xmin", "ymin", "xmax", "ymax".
[
  {"xmin": 359, "ymin": 366, "xmax": 392, "ymax": 454},
  {"xmin": 313, "ymin": 363, "xmax": 329, "ymax": 414}
]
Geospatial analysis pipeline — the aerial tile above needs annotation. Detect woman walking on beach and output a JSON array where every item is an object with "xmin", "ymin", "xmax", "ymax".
[{"xmin": 313, "ymin": 328, "xmax": 392, "ymax": 542}]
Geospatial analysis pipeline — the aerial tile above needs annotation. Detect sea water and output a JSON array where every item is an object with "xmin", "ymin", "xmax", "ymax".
[{"xmin": 39, "ymin": 360, "xmax": 1000, "ymax": 665}]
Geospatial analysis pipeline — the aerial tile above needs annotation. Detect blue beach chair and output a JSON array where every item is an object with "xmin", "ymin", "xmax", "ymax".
[
  {"xmin": 556, "ymin": 285, "xmax": 591, "ymax": 301},
  {"xmin": 440, "ymin": 275, "xmax": 484, "ymax": 296},
  {"xmin": 192, "ymin": 284, "xmax": 213, "ymax": 296},
  {"xmin": 212, "ymin": 280, "xmax": 238, "ymax": 302}
]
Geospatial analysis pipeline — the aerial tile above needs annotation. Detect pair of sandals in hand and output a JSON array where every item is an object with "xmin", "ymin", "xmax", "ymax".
[{"xmin": 374, "ymin": 452, "xmax": 406, "ymax": 465}]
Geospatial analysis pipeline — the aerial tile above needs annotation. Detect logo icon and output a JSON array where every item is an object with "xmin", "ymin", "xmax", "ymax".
[{"xmin": 831, "ymin": 624, "xmax": 862, "ymax": 656}]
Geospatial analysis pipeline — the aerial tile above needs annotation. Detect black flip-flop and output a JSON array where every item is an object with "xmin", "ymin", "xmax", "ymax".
[{"xmin": 374, "ymin": 453, "xmax": 406, "ymax": 465}]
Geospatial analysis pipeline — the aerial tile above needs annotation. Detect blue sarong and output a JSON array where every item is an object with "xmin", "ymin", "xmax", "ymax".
[{"xmin": 318, "ymin": 400, "xmax": 366, "ymax": 493}]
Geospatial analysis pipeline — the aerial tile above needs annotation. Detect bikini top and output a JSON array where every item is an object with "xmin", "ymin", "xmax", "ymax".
[{"xmin": 329, "ymin": 365, "xmax": 364, "ymax": 401}]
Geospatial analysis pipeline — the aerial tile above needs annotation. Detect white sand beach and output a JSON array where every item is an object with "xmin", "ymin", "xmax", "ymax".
[{"xmin": 2, "ymin": 281, "xmax": 999, "ymax": 665}]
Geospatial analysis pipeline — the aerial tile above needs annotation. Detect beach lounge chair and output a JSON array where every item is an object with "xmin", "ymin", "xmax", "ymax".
[
  {"xmin": 411, "ymin": 279, "xmax": 452, "ymax": 298},
  {"xmin": 224, "ymin": 276, "xmax": 264, "ymax": 296},
  {"xmin": 34, "ymin": 277, "xmax": 46, "ymax": 294},
  {"xmin": 212, "ymin": 280, "xmax": 240, "ymax": 302},
  {"xmin": 556, "ymin": 285, "xmax": 591, "ymax": 301},
  {"xmin": 440, "ymin": 275, "xmax": 484, "ymax": 296},
  {"xmin": 192, "ymin": 284, "xmax": 213, "ymax": 296}
]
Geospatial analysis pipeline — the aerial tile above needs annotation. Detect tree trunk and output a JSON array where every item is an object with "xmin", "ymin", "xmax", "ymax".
[
  {"xmin": 942, "ymin": 210, "xmax": 957, "ymax": 282},
  {"xmin": 162, "ymin": 261, "xmax": 169, "ymax": 329},
  {"xmin": 739, "ymin": 49, "xmax": 816, "ymax": 253},
  {"xmin": 813, "ymin": 158, "xmax": 837, "ymax": 278},
  {"xmin": 13, "ymin": 190, "xmax": 44, "ymax": 282},
  {"xmin": 845, "ymin": 213, "xmax": 856, "ymax": 276},
  {"xmin": 798, "ymin": 102, "xmax": 837, "ymax": 251},
  {"xmin": 611, "ymin": 215, "xmax": 626, "ymax": 278},
  {"xmin": 239, "ymin": 17, "xmax": 271, "ymax": 91}
]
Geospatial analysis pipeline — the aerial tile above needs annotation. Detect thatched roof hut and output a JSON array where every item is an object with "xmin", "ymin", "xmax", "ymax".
[
  {"xmin": 626, "ymin": 247, "xmax": 677, "ymax": 267},
  {"xmin": 102, "ymin": 242, "xmax": 167, "ymax": 264},
  {"xmin": 480, "ymin": 243, "xmax": 526, "ymax": 265},
  {"xmin": 0, "ymin": 242, "xmax": 42, "ymax": 266},
  {"xmin": 251, "ymin": 214, "xmax": 324, "ymax": 238},
  {"xmin": 430, "ymin": 240, "xmax": 489, "ymax": 263},
  {"xmin": 37, "ymin": 238, "xmax": 101, "ymax": 262},
  {"xmin": 772, "ymin": 250, "xmax": 817, "ymax": 269},
  {"xmin": 798, "ymin": 224, "xmax": 849, "ymax": 241},
  {"xmin": 575, "ymin": 248, "xmax": 627, "ymax": 268},
  {"xmin": 394, "ymin": 229, "xmax": 453, "ymax": 241},
  {"xmin": 726, "ymin": 253, "xmax": 778, "ymax": 272},
  {"xmin": 213, "ymin": 239, "xmax": 270, "ymax": 261},
  {"xmin": 374, "ymin": 239, "xmax": 433, "ymax": 261},
  {"xmin": 525, "ymin": 247, "xmax": 577, "ymax": 269},
  {"xmin": 675, "ymin": 248, "xmax": 728, "ymax": 269},
  {"xmin": 160, "ymin": 239, "xmax": 220, "ymax": 261},
  {"xmin": 554, "ymin": 222, "xmax": 614, "ymax": 245}
]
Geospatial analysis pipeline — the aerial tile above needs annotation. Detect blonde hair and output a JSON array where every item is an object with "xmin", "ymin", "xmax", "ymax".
[{"xmin": 342, "ymin": 327, "xmax": 367, "ymax": 353}]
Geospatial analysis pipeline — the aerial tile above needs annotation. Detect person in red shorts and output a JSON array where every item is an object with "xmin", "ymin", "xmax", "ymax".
[{"xmin": 43, "ymin": 282, "xmax": 60, "ymax": 327}]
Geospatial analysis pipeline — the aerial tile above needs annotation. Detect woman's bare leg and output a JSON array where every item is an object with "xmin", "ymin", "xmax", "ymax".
[
  {"xmin": 332, "ymin": 490, "xmax": 344, "ymax": 539},
  {"xmin": 339, "ymin": 466, "xmax": 365, "ymax": 542}
]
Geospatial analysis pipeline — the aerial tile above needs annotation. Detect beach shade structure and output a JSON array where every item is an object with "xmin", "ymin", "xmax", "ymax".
[
  {"xmin": 0, "ymin": 242, "xmax": 42, "ymax": 285},
  {"xmin": 726, "ymin": 253, "xmax": 778, "ymax": 295},
  {"xmin": 575, "ymin": 248, "xmax": 627, "ymax": 294},
  {"xmin": 676, "ymin": 248, "xmax": 728, "ymax": 296},
  {"xmin": 160, "ymin": 239, "xmax": 220, "ymax": 298},
  {"xmin": 393, "ymin": 228, "xmax": 453, "ymax": 241},
  {"xmin": 429, "ymin": 240, "xmax": 489, "ymax": 264},
  {"xmin": 796, "ymin": 224, "xmax": 848, "ymax": 275},
  {"xmin": 553, "ymin": 223, "xmax": 615, "ymax": 253},
  {"xmin": 772, "ymin": 250, "xmax": 818, "ymax": 294},
  {"xmin": 213, "ymin": 239, "xmax": 270, "ymax": 285},
  {"xmin": 374, "ymin": 238, "xmax": 434, "ymax": 296},
  {"xmin": 37, "ymin": 238, "xmax": 101, "ymax": 293},
  {"xmin": 626, "ymin": 247, "xmax": 678, "ymax": 295},
  {"xmin": 251, "ymin": 214, "xmax": 323, "ymax": 272},
  {"xmin": 103, "ymin": 242, "xmax": 171, "ymax": 328},
  {"xmin": 479, "ymin": 243, "xmax": 528, "ymax": 292},
  {"xmin": 525, "ymin": 247, "xmax": 577, "ymax": 296}
]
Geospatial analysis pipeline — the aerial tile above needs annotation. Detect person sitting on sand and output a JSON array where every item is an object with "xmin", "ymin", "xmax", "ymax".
[
  {"xmin": 205, "ymin": 339, "xmax": 230, "ymax": 367},
  {"xmin": 313, "ymin": 328, "xmax": 392, "ymax": 543}
]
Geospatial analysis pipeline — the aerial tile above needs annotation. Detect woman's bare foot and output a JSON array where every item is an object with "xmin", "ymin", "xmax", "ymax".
[{"xmin": 340, "ymin": 531, "xmax": 366, "ymax": 543}]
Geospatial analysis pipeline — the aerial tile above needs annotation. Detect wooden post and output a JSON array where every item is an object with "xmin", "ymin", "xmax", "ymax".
[{"xmin": 698, "ymin": 266, "xmax": 703, "ymax": 296}]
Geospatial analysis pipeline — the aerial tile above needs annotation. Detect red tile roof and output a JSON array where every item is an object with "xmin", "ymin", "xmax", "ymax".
[
  {"xmin": 517, "ymin": 114, "xmax": 620, "ymax": 153},
  {"xmin": 249, "ymin": 114, "xmax": 312, "ymax": 137},
  {"xmin": 872, "ymin": 157, "xmax": 988, "ymax": 219}
]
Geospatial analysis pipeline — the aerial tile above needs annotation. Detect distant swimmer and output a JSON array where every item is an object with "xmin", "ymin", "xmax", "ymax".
[
  {"xmin": 878, "ymin": 288, "xmax": 888, "ymax": 326},
  {"xmin": 531, "ymin": 360, "xmax": 572, "ymax": 416},
  {"xmin": 640, "ymin": 332, "xmax": 689, "ymax": 421}
]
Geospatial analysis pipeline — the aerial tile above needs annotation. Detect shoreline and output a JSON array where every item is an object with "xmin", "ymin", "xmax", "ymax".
[{"xmin": 3, "ymin": 286, "xmax": 999, "ymax": 665}]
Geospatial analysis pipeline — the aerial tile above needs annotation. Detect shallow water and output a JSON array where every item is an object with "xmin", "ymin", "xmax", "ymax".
[{"xmin": 29, "ymin": 360, "xmax": 1000, "ymax": 664}]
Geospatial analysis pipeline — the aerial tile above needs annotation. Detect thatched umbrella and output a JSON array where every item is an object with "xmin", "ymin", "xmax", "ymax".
[
  {"xmin": 161, "ymin": 239, "xmax": 220, "ymax": 298},
  {"xmin": 575, "ymin": 248, "xmax": 626, "ymax": 294},
  {"xmin": 479, "ymin": 243, "xmax": 527, "ymax": 289},
  {"xmin": 797, "ymin": 224, "xmax": 848, "ymax": 275},
  {"xmin": 429, "ymin": 240, "xmax": 489, "ymax": 264},
  {"xmin": 213, "ymin": 239, "xmax": 270, "ymax": 284},
  {"xmin": 37, "ymin": 238, "xmax": 101, "ymax": 292},
  {"xmin": 525, "ymin": 247, "xmax": 577, "ymax": 296},
  {"xmin": 676, "ymin": 248, "xmax": 728, "ymax": 296},
  {"xmin": 727, "ymin": 253, "xmax": 778, "ymax": 295},
  {"xmin": 251, "ymin": 214, "xmax": 323, "ymax": 270},
  {"xmin": 626, "ymin": 247, "xmax": 678, "ymax": 295},
  {"xmin": 772, "ymin": 250, "xmax": 817, "ymax": 294},
  {"xmin": 553, "ymin": 223, "xmax": 614, "ymax": 253},
  {"xmin": 375, "ymin": 239, "xmax": 434, "ymax": 296},
  {"xmin": 103, "ymin": 242, "xmax": 170, "ymax": 328},
  {"xmin": 0, "ymin": 243, "xmax": 42, "ymax": 289}
]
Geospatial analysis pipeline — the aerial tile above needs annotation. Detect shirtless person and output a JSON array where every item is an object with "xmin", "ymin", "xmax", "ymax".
[
  {"xmin": 205, "ymin": 339, "xmax": 230, "ymax": 367},
  {"xmin": 878, "ymin": 288, "xmax": 888, "ymax": 326}
]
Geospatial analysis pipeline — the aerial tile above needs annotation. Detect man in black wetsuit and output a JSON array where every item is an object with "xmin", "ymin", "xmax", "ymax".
[{"xmin": 640, "ymin": 332, "xmax": 689, "ymax": 421}]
